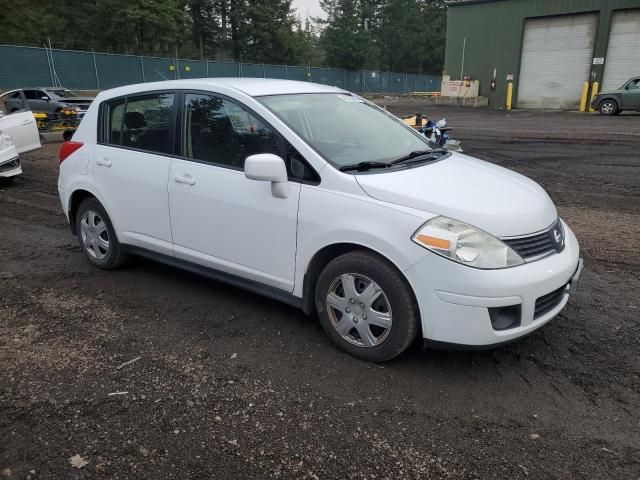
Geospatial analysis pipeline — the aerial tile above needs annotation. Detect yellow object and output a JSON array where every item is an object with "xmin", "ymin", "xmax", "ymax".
[
  {"xmin": 401, "ymin": 116, "xmax": 427, "ymax": 127},
  {"xmin": 589, "ymin": 82, "xmax": 599, "ymax": 112},
  {"xmin": 169, "ymin": 65, "xmax": 175, "ymax": 71},
  {"xmin": 506, "ymin": 82, "xmax": 513, "ymax": 110},
  {"xmin": 33, "ymin": 112, "xmax": 47, "ymax": 119},
  {"xmin": 185, "ymin": 66, "xmax": 191, "ymax": 72},
  {"xmin": 579, "ymin": 82, "xmax": 589, "ymax": 112}
]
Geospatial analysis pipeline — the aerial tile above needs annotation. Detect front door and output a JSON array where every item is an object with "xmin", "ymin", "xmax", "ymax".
[
  {"xmin": 621, "ymin": 78, "xmax": 640, "ymax": 109},
  {"xmin": 23, "ymin": 89, "xmax": 53, "ymax": 114},
  {"xmin": 0, "ymin": 91, "xmax": 40, "ymax": 154},
  {"xmin": 91, "ymin": 91, "xmax": 176, "ymax": 255},
  {"xmin": 168, "ymin": 92, "xmax": 300, "ymax": 292}
]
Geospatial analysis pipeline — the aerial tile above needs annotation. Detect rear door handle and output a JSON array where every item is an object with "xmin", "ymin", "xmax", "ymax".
[
  {"xmin": 21, "ymin": 119, "xmax": 34, "ymax": 125},
  {"xmin": 174, "ymin": 174, "xmax": 196, "ymax": 185},
  {"xmin": 96, "ymin": 157, "xmax": 112, "ymax": 167}
]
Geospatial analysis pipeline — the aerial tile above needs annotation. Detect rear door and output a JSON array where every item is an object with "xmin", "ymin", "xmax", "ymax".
[
  {"xmin": 0, "ymin": 91, "xmax": 41, "ymax": 154},
  {"xmin": 92, "ymin": 91, "xmax": 176, "ymax": 255}
]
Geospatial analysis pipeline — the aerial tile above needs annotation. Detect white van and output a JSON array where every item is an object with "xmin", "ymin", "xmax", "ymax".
[{"xmin": 57, "ymin": 79, "xmax": 582, "ymax": 361}]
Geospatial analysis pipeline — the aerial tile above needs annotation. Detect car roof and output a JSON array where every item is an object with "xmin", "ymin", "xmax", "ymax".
[{"xmin": 98, "ymin": 78, "xmax": 347, "ymax": 99}]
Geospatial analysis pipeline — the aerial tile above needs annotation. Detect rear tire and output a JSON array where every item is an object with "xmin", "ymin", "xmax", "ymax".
[
  {"xmin": 315, "ymin": 251, "xmax": 419, "ymax": 362},
  {"xmin": 75, "ymin": 198, "xmax": 127, "ymax": 270},
  {"xmin": 598, "ymin": 99, "xmax": 619, "ymax": 116}
]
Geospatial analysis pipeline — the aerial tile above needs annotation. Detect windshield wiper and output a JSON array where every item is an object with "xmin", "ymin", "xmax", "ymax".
[
  {"xmin": 390, "ymin": 148, "xmax": 449, "ymax": 165},
  {"xmin": 339, "ymin": 161, "xmax": 391, "ymax": 172}
]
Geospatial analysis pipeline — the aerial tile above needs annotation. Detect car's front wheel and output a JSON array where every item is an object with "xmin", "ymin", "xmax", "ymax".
[
  {"xmin": 315, "ymin": 251, "xmax": 419, "ymax": 362},
  {"xmin": 75, "ymin": 198, "xmax": 127, "ymax": 269},
  {"xmin": 599, "ymin": 99, "xmax": 619, "ymax": 115}
]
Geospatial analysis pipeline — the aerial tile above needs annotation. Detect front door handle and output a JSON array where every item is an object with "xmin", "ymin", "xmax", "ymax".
[
  {"xmin": 174, "ymin": 174, "xmax": 196, "ymax": 185},
  {"xmin": 96, "ymin": 157, "xmax": 112, "ymax": 167},
  {"xmin": 21, "ymin": 119, "xmax": 34, "ymax": 125}
]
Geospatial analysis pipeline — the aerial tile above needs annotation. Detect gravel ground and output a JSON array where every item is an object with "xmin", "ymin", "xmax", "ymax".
[{"xmin": 1, "ymin": 107, "xmax": 639, "ymax": 479}]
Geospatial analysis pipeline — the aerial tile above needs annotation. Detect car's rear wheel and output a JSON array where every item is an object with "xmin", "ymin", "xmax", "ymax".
[
  {"xmin": 315, "ymin": 251, "xmax": 418, "ymax": 362},
  {"xmin": 599, "ymin": 99, "xmax": 619, "ymax": 115},
  {"xmin": 75, "ymin": 198, "xmax": 127, "ymax": 269}
]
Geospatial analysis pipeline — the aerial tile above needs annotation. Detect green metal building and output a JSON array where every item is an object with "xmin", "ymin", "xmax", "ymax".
[{"xmin": 444, "ymin": 0, "xmax": 640, "ymax": 108}]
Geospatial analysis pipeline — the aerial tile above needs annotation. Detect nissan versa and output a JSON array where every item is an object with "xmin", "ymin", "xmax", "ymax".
[{"xmin": 57, "ymin": 79, "xmax": 583, "ymax": 362}]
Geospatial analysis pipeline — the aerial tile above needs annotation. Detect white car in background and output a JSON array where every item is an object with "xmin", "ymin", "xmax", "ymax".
[
  {"xmin": 57, "ymin": 79, "xmax": 583, "ymax": 362},
  {"xmin": 0, "ymin": 89, "xmax": 42, "ymax": 182}
]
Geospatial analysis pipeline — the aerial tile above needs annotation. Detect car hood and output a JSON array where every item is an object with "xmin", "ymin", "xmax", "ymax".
[{"xmin": 355, "ymin": 153, "xmax": 558, "ymax": 237}]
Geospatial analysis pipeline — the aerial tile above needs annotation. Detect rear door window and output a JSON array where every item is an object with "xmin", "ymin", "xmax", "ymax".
[
  {"xmin": 101, "ymin": 92, "xmax": 175, "ymax": 155},
  {"xmin": 122, "ymin": 93, "xmax": 175, "ymax": 154}
]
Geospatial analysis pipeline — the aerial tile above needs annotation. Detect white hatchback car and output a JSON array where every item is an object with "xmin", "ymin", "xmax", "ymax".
[{"xmin": 57, "ymin": 79, "xmax": 582, "ymax": 362}]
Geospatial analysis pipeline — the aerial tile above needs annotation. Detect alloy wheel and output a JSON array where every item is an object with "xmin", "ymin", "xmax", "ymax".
[
  {"xmin": 601, "ymin": 101, "xmax": 615, "ymax": 114},
  {"xmin": 326, "ymin": 273, "xmax": 392, "ymax": 348},
  {"xmin": 80, "ymin": 210, "xmax": 110, "ymax": 260}
]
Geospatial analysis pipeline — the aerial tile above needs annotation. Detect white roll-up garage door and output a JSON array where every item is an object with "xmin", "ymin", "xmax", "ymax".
[
  {"xmin": 602, "ymin": 10, "xmax": 640, "ymax": 91},
  {"xmin": 518, "ymin": 14, "xmax": 597, "ymax": 109}
]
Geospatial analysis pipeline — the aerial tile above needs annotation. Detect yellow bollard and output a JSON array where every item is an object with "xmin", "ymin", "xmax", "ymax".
[
  {"xmin": 589, "ymin": 82, "xmax": 599, "ymax": 112},
  {"xmin": 579, "ymin": 82, "xmax": 589, "ymax": 112},
  {"xmin": 506, "ymin": 82, "xmax": 513, "ymax": 110}
]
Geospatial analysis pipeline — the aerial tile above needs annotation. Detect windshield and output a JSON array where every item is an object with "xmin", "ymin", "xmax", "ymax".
[
  {"xmin": 258, "ymin": 93, "xmax": 433, "ymax": 168},
  {"xmin": 47, "ymin": 89, "xmax": 79, "ymax": 98}
]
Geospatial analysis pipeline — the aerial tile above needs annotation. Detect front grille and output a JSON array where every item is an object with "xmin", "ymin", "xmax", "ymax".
[
  {"xmin": 503, "ymin": 219, "xmax": 565, "ymax": 261},
  {"xmin": 534, "ymin": 285, "xmax": 567, "ymax": 319},
  {"xmin": 0, "ymin": 157, "xmax": 20, "ymax": 174}
]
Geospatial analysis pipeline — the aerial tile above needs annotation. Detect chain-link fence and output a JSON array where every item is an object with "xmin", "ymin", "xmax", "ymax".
[{"xmin": 0, "ymin": 45, "xmax": 441, "ymax": 94}]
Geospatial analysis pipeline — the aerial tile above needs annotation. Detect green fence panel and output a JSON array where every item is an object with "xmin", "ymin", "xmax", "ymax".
[
  {"xmin": 240, "ymin": 63, "xmax": 264, "ymax": 78},
  {"xmin": 328, "ymin": 68, "xmax": 345, "ymax": 89},
  {"xmin": 95, "ymin": 53, "xmax": 143, "ymax": 89},
  {"xmin": 264, "ymin": 65, "xmax": 287, "ymax": 79},
  {"xmin": 49, "ymin": 49, "xmax": 97, "ymax": 90},
  {"xmin": 285, "ymin": 66, "xmax": 307, "ymax": 82},
  {"xmin": 207, "ymin": 62, "xmax": 239, "ymax": 77},
  {"xmin": 177, "ymin": 59, "xmax": 207, "ymax": 79},
  {"xmin": 310, "ymin": 67, "xmax": 330, "ymax": 85},
  {"xmin": 0, "ymin": 46, "xmax": 440, "ymax": 94},
  {"xmin": 141, "ymin": 57, "xmax": 175, "ymax": 82},
  {"xmin": 345, "ymin": 70, "xmax": 362, "ymax": 92},
  {"xmin": 0, "ymin": 45, "xmax": 52, "ymax": 89}
]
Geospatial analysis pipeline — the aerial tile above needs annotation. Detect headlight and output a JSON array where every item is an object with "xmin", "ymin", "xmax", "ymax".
[
  {"xmin": 412, "ymin": 216, "xmax": 524, "ymax": 269},
  {"xmin": 0, "ymin": 134, "xmax": 14, "ymax": 151}
]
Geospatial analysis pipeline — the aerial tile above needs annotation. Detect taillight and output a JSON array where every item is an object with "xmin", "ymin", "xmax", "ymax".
[{"xmin": 59, "ymin": 141, "xmax": 84, "ymax": 164}]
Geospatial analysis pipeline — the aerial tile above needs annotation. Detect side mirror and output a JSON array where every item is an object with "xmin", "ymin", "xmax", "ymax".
[{"xmin": 244, "ymin": 154, "xmax": 290, "ymax": 199}]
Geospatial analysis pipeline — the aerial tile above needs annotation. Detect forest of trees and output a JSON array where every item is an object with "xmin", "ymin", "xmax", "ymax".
[{"xmin": 0, "ymin": 0, "xmax": 447, "ymax": 74}]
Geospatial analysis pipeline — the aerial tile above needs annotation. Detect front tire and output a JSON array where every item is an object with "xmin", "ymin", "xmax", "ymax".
[
  {"xmin": 315, "ymin": 251, "xmax": 419, "ymax": 362},
  {"xmin": 599, "ymin": 99, "xmax": 619, "ymax": 116},
  {"xmin": 75, "ymin": 198, "xmax": 127, "ymax": 269}
]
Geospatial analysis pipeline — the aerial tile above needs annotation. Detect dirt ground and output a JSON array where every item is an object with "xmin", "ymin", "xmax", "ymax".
[{"xmin": 1, "ymin": 107, "xmax": 639, "ymax": 479}]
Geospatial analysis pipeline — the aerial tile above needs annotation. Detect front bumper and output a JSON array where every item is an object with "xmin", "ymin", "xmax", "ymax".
[
  {"xmin": 0, "ymin": 147, "xmax": 22, "ymax": 178},
  {"xmin": 405, "ymin": 220, "xmax": 582, "ymax": 346}
]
